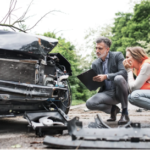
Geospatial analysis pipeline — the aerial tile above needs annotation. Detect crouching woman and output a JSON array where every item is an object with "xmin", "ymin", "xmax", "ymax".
[{"xmin": 123, "ymin": 47, "xmax": 150, "ymax": 110}]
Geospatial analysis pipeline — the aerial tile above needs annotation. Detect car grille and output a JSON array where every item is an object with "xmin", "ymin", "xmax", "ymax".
[{"xmin": 0, "ymin": 58, "xmax": 38, "ymax": 84}]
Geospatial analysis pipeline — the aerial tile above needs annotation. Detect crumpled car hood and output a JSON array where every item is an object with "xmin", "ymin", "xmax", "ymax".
[{"xmin": 0, "ymin": 30, "xmax": 58, "ymax": 58}]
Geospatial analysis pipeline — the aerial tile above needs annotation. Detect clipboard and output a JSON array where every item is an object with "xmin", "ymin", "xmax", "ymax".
[{"xmin": 77, "ymin": 69, "xmax": 104, "ymax": 91}]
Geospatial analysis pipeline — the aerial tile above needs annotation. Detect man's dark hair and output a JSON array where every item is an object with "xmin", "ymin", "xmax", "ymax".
[{"xmin": 96, "ymin": 37, "xmax": 112, "ymax": 48}]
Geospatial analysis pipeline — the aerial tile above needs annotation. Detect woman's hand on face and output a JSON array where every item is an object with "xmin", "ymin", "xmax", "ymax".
[
  {"xmin": 146, "ymin": 79, "xmax": 150, "ymax": 83},
  {"xmin": 123, "ymin": 59, "xmax": 132, "ymax": 69}
]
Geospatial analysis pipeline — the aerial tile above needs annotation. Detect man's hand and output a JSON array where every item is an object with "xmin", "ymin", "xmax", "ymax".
[{"xmin": 93, "ymin": 75, "xmax": 107, "ymax": 82}]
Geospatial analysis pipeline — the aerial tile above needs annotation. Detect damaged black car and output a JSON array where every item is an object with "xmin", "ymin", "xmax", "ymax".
[{"xmin": 0, "ymin": 30, "xmax": 72, "ymax": 117}]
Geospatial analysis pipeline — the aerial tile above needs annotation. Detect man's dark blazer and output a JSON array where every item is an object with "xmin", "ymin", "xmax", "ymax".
[{"xmin": 92, "ymin": 51, "xmax": 127, "ymax": 92}]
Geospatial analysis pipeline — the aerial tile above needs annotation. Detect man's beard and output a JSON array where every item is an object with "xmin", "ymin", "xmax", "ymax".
[{"xmin": 96, "ymin": 51, "xmax": 107, "ymax": 59}]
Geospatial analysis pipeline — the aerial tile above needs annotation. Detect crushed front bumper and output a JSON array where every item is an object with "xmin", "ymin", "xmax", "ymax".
[
  {"xmin": 43, "ymin": 115, "xmax": 150, "ymax": 149},
  {"xmin": 0, "ymin": 80, "xmax": 67, "ymax": 100}
]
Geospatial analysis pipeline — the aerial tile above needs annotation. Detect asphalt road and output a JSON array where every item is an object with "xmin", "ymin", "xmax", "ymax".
[{"xmin": 1, "ymin": 103, "xmax": 150, "ymax": 149}]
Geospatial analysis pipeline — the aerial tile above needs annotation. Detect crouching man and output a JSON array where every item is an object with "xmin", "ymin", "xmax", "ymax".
[{"xmin": 86, "ymin": 37, "xmax": 129, "ymax": 125}]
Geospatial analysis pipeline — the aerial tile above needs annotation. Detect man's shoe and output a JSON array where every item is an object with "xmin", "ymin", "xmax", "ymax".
[
  {"xmin": 107, "ymin": 105, "xmax": 120, "ymax": 122},
  {"xmin": 118, "ymin": 114, "xmax": 130, "ymax": 125}
]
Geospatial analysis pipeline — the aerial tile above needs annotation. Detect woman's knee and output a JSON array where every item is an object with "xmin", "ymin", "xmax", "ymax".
[{"xmin": 128, "ymin": 91, "xmax": 139, "ymax": 104}]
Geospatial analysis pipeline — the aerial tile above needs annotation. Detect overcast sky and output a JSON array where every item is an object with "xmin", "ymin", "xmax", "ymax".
[{"xmin": 0, "ymin": 0, "xmax": 134, "ymax": 50}]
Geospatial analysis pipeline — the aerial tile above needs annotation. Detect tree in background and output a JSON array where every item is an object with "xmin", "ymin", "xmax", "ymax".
[
  {"xmin": 85, "ymin": 0, "xmax": 150, "ymax": 57},
  {"xmin": 111, "ymin": 0, "xmax": 150, "ymax": 55},
  {"xmin": 43, "ymin": 32, "xmax": 96, "ymax": 103},
  {"xmin": 110, "ymin": 12, "xmax": 133, "ymax": 55}
]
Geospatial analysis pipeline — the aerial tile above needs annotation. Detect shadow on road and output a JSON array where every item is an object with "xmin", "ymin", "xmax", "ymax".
[{"xmin": 0, "ymin": 117, "xmax": 28, "ymax": 134}]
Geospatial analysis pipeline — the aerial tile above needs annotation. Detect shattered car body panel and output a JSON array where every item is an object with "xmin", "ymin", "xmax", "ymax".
[
  {"xmin": 0, "ymin": 30, "xmax": 72, "ymax": 116},
  {"xmin": 43, "ymin": 116, "xmax": 150, "ymax": 149},
  {"xmin": 44, "ymin": 136, "xmax": 150, "ymax": 149},
  {"xmin": 67, "ymin": 117, "xmax": 150, "ymax": 141},
  {"xmin": 25, "ymin": 111, "xmax": 68, "ymax": 137}
]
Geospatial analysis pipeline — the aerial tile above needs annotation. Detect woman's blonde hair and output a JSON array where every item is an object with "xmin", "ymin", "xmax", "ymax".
[
  {"xmin": 126, "ymin": 46, "xmax": 148, "ymax": 76},
  {"xmin": 126, "ymin": 46, "xmax": 148, "ymax": 63}
]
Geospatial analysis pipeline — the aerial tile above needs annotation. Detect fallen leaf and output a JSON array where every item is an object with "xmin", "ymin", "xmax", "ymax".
[
  {"xmin": 15, "ymin": 144, "xmax": 21, "ymax": 148},
  {"xmin": 11, "ymin": 144, "xmax": 21, "ymax": 148}
]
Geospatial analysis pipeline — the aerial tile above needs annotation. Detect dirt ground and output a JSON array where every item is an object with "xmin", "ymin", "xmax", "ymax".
[{"xmin": 1, "ymin": 103, "xmax": 150, "ymax": 149}]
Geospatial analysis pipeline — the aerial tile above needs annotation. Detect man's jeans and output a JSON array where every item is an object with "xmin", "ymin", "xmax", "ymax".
[{"xmin": 128, "ymin": 90, "xmax": 150, "ymax": 110}]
